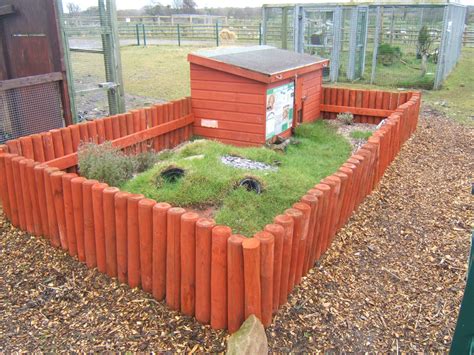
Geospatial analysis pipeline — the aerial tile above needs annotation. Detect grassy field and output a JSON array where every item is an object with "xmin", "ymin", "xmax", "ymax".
[
  {"xmin": 71, "ymin": 45, "xmax": 203, "ymax": 101},
  {"xmin": 422, "ymin": 48, "xmax": 474, "ymax": 126},
  {"xmin": 122, "ymin": 121, "xmax": 351, "ymax": 236}
]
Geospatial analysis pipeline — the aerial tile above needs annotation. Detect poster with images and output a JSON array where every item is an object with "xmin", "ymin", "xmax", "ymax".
[{"xmin": 265, "ymin": 82, "xmax": 295, "ymax": 140}]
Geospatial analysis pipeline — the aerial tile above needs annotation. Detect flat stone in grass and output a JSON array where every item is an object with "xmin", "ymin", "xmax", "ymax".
[{"xmin": 227, "ymin": 315, "xmax": 268, "ymax": 355}]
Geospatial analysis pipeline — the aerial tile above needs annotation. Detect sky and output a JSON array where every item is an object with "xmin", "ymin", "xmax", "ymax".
[{"xmin": 68, "ymin": 0, "xmax": 474, "ymax": 11}]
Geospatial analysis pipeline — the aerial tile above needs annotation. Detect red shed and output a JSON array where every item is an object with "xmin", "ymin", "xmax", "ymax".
[{"xmin": 188, "ymin": 45, "xmax": 328, "ymax": 146}]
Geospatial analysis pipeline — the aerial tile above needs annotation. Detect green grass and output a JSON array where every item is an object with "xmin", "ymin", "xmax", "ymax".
[
  {"xmin": 122, "ymin": 120, "xmax": 351, "ymax": 236},
  {"xmin": 71, "ymin": 45, "xmax": 204, "ymax": 100},
  {"xmin": 337, "ymin": 51, "xmax": 437, "ymax": 89},
  {"xmin": 350, "ymin": 130, "xmax": 372, "ymax": 140},
  {"xmin": 422, "ymin": 48, "xmax": 474, "ymax": 126}
]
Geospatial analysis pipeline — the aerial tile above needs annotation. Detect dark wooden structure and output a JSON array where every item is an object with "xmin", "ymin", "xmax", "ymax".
[
  {"xmin": 0, "ymin": 0, "xmax": 72, "ymax": 142},
  {"xmin": 188, "ymin": 46, "xmax": 328, "ymax": 147}
]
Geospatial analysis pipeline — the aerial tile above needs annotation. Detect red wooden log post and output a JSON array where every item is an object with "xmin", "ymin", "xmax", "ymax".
[
  {"xmin": 264, "ymin": 223, "xmax": 285, "ymax": 312},
  {"xmin": 351, "ymin": 154, "xmax": 367, "ymax": 205},
  {"xmin": 103, "ymin": 187, "xmax": 120, "ymax": 277},
  {"xmin": 254, "ymin": 231, "xmax": 275, "ymax": 327},
  {"xmin": 0, "ymin": 153, "xmax": 11, "ymax": 220},
  {"xmin": 300, "ymin": 194, "xmax": 318, "ymax": 274},
  {"xmin": 312, "ymin": 183, "xmax": 331, "ymax": 257},
  {"xmin": 19, "ymin": 159, "xmax": 34, "ymax": 234},
  {"xmin": 227, "ymin": 234, "xmax": 246, "ymax": 334},
  {"xmin": 26, "ymin": 160, "xmax": 42, "ymax": 236},
  {"xmin": 333, "ymin": 171, "xmax": 349, "ymax": 231},
  {"xmin": 307, "ymin": 188, "xmax": 324, "ymax": 263},
  {"xmin": 320, "ymin": 176, "xmax": 341, "ymax": 243},
  {"xmin": 43, "ymin": 166, "xmax": 60, "ymax": 246},
  {"xmin": 51, "ymin": 171, "xmax": 68, "ymax": 249},
  {"xmin": 4, "ymin": 154, "xmax": 19, "ymax": 227},
  {"xmin": 338, "ymin": 167, "xmax": 354, "ymax": 225},
  {"xmin": 92, "ymin": 182, "xmax": 109, "ymax": 273},
  {"xmin": 71, "ymin": 177, "xmax": 86, "ymax": 261},
  {"xmin": 274, "ymin": 214, "xmax": 293, "ymax": 306},
  {"xmin": 127, "ymin": 193, "xmax": 144, "ymax": 288},
  {"xmin": 83, "ymin": 179, "xmax": 99, "ymax": 268},
  {"xmin": 51, "ymin": 129, "xmax": 65, "ymax": 158},
  {"xmin": 284, "ymin": 208, "xmax": 303, "ymax": 292},
  {"xmin": 31, "ymin": 134, "xmax": 46, "ymax": 162},
  {"xmin": 138, "ymin": 198, "xmax": 156, "ymax": 293},
  {"xmin": 210, "ymin": 225, "xmax": 232, "ymax": 330},
  {"xmin": 292, "ymin": 202, "xmax": 311, "ymax": 284},
  {"xmin": 180, "ymin": 212, "xmax": 199, "ymax": 316},
  {"xmin": 115, "ymin": 191, "xmax": 130, "ymax": 283},
  {"xmin": 152, "ymin": 202, "xmax": 171, "ymax": 301},
  {"xmin": 243, "ymin": 238, "xmax": 262, "ymax": 320},
  {"xmin": 62, "ymin": 173, "xmax": 78, "ymax": 256},
  {"xmin": 166, "ymin": 207, "xmax": 186, "ymax": 311},
  {"xmin": 344, "ymin": 160, "xmax": 361, "ymax": 214},
  {"xmin": 195, "ymin": 218, "xmax": 216, "ymax": 325},
  {"xmin": 19, "ymin": 137, "xmax": 34, "ymax": 159},
  {"xmin": 33, "ymin": 164, "xmax": 49, "ymax": 236}
]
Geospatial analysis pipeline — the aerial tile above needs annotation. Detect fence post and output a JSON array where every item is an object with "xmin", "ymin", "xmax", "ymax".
[
  {"xmin": 136, "ymin": 24, "xmax": 140, "ymax": 46},
  {"xmin": 215, "ymin": 20, "xmax": 219, "ymax": 47},
  {"xmin": 142, "ymin": 23, "xmax": 147, "ymax": 47},
  {"xmin": 177, "ymin": 24, "xmax": 181, "ymax": 46}
]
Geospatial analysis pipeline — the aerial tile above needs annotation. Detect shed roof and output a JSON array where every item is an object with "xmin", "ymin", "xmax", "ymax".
[{"xmin": 188, "ymin": 45, "xmax": 328, "ymax": 84}]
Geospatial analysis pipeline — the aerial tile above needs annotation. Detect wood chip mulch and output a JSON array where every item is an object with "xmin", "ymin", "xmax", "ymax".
[{"xmin": 0, "ymin": 106, "xmax": 472, "ymax": 352}]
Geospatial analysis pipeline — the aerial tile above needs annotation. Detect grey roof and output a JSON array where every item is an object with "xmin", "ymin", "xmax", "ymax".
[{"xmin": 192, "ymin": 45, "xmax": 326, "ymax": 76}]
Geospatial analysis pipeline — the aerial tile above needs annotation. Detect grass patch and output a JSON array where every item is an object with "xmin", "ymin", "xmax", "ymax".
[
  {"xmin": 422, "ymin": 48, "xmax": 474, "ymax": 126},
  {"xmin": 122, "ymin": 120, "xmax": 351, "ymax": 236},
  {"xmin": 350, "ymin": 130, "xmax": 372, "ymax": 140},
  {"xmin": 71, "ymin": 45, "xmax": 204, "ymax": 100}
]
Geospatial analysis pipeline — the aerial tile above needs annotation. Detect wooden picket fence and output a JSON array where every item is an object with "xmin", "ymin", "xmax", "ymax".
[{"xmin": 0, "ymin": 88, "xmax": 421, "ymax": 333}]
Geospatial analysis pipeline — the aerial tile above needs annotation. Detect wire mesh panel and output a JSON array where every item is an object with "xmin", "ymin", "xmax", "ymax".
[
  {"xmin": 263, "ymin": 3, "xmax": 466, "ymax": 89},
  {"xmin": 0, "ymin": 82, "xmax": 64, "ymax": 143},
  {"xmin": 263, "ymin": 6, "xmax": 294, "ymax": 50},
  {"xmin": 435, "ymin": 4, "xmax": 467, "ymax": 89}
]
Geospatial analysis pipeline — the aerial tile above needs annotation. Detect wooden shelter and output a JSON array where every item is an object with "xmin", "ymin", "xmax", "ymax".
[{"xmin": 188, "ymin": 45, "xmax": 328, "ymax": 146}]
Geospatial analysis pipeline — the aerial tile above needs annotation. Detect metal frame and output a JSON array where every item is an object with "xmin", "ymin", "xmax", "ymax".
[
  {"xmin": 59, "ymin": 0, "xmax": 126, "ymax": 122},
  {"xmin": 262, "ymin": 2, "xmax": 467, "ymax": 88}
]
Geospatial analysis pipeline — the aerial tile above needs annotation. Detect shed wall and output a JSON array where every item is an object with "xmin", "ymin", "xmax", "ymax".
[
  {"xmin": 300, "ymin": 70, "xmax": 323, "ymax": 123},
  {"xmin": 190, "ymin": 63, "xmax": 266, "ymax": 146}
]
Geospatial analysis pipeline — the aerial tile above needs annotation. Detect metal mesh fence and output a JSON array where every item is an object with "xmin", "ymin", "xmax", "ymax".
[
  {"xmin": 263, "ymin": 3, "xmax": 466, "ymax": 90},
  {"xmin": 0, "ymin": 82, "xmax": 64, "ymax": 143}
]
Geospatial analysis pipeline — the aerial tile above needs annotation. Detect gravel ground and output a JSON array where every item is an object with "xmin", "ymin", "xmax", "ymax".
[{"xmin": 0, "ymin": 106, "xmax": 472, "ymax": 352}]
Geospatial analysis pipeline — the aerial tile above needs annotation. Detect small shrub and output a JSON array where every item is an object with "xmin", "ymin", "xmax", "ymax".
[
  {"xmin": 350, "ymin": 130, "xmax": 372, "ymax": 140},
  {"xmin": 378, "ymin": 43, "xmax": 402, "ymax": 66},
  {"xmin": 78, "ymin": 142, "xmax": 135, "ymax": 187},
  {"xmin": 134, "ymin": 150, "xmax": 159, "ymax": 173},
  {"xmin": 337, "ymin": 112, "xmax": 354, "ymax": 126}
]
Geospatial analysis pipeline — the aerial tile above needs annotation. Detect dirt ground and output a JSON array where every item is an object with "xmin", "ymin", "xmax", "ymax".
[{"xmin": 0, "ymin": 105, "xmax": 472, "ymax": 352}]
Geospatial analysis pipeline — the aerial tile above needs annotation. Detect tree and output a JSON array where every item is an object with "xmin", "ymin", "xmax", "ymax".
[
  {"xmin": 182, "ymin": 0, "xmax": 197, "ymax": 14},
  {"xmin": 417, "ymin": 25, "xmax": 432, "ymax": 77},
  {"xmin": 66, "ymin": 2, "xmax": 81, "ymax": 15}
]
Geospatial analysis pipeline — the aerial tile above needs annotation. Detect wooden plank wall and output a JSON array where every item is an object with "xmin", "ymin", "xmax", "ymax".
[
  {"xmin": 301, "ymin": 70, "xmax": 323, "ymax": 123},
  {"xmin": 190, "ymin": 63, "xmax": 266, "ymax": 146},
  {"xmin": 320, "ymin": 87, "xmax": 413, "ymax": 124}
]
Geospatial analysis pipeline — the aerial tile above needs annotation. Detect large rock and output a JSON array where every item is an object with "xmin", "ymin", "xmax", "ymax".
[{"xmin": 227, "ymin": 315, "xmax": 268, "ymax": 355}]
